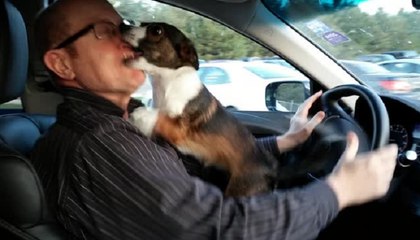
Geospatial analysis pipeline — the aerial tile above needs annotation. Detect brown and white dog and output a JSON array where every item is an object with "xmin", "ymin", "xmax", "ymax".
[{"xmin": 121, "ymin": 22, "xmax": 278, "ymax": 197}]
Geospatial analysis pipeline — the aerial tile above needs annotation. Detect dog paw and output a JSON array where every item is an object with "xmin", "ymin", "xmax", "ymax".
[
  {"xmin": 163, "ymin": 103, "xmax": 184, "ymax": 118},
  {"xmin": 129, "ymin": 107, "xmax": 159, "ymax": 137},
  {"xmin": 127, "ymin": 58, "xmax": 157, "ymax": 74}
]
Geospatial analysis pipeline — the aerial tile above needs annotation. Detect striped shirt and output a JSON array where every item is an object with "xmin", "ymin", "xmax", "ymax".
[{"xmin": 31, "ymin": 88, "xmax": 339, "ymax": 240}]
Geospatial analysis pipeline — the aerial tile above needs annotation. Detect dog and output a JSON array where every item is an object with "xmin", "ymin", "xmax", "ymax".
[{"xmin": 121, "ymin": 22, "xmax": 279, "ymax": 197}]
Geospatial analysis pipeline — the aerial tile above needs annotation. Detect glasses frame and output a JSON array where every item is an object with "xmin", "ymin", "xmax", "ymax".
[
  {"xmin": 53, "ymin": 24, "xmax": 94, "ymax": 50},
  {"xmin": 53, "ymin": 21, "xmax": 118, "ymax": 50}
]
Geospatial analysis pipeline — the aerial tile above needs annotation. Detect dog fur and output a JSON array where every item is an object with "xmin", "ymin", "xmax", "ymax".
[{"xmin": 122, "ymin": 22, "xmax": 278, "ymax": 197}]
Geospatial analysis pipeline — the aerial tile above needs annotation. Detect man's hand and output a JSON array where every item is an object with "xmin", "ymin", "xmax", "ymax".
[
  {"xmin": 276, "ymin": 90, "xmax": 325, "ymax": 153},
  {"xmin": 326, "ymin": 132, "xmax": 398, "ymax": 209}
]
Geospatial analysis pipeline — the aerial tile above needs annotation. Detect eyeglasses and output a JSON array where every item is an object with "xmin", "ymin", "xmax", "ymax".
[{"xmin": 53, "ymin": 21, "xmax": 119, "ymax": 49}]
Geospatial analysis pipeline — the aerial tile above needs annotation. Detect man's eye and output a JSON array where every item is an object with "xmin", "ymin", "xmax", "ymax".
[
  {"xmin": 99, "ymin": 24, "xmax": 117, "ymax": 38},
  {"xmin": 103, "ymin": 25, "xmax": 115, "ymax": 35},
  {"xmin": 109, "ymin": 27, "xmax": 118, "ymax": 36}
]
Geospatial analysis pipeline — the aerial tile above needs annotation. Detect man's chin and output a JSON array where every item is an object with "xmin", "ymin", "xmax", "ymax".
[{"xmin": 130, "ymin": 75, "xmax": 147, "ymax": 91}]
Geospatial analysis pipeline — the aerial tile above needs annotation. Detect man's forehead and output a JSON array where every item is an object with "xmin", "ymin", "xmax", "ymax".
[{"xmin": 64, "ymin": 0, "xmax": 121, "ymax": 27}]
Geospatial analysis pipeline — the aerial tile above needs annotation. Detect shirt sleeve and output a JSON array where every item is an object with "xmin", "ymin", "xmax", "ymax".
[
  {"xmin": 69, "ymin": 125, "xmax": 339, "ymax": 240},
  {"xmin": 257, "ymin": 136, "xmax": 282, "ymax": 159}
]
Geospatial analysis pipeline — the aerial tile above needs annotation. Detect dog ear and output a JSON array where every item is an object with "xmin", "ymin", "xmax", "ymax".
[{"xmin": 179, "ymin": 41, "xmax": 199, "ymax": 70}]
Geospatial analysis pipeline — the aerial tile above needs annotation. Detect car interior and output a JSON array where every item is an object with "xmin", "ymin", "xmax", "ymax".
[{"xmin": 1, "ymin": 0, "xmax": 420, "ymax": 239}]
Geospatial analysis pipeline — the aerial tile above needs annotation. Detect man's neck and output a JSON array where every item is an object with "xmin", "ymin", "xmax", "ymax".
[{"xmin": 58, "ymin": 82, "xmax": 131, "ymax": 118}]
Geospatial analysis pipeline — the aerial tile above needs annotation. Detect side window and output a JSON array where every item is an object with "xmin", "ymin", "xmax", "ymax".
[
  {"xmin": 111, "ymin": 0, "xmax": 309, "ymax": 112},
  {"xmin": 0, "ymin": 98, "xmax": 23, "ymax": 112}
]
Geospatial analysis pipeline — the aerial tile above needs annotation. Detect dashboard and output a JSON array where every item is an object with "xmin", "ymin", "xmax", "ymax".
[
  {"xmin": 384, "ymin": 96, "xmax": 420, "ymax": 157},
  {"xmin": 356, "ymin": 95, "xmax": 420, "ymax": 157}
]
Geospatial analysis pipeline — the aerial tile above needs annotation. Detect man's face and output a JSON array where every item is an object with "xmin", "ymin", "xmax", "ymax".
[{"xmin": 55, "ymin": 0, "xmax": 145, "ymax": 101}]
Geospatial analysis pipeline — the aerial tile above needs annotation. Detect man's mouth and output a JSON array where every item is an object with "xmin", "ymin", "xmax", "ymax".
[
  {"xmin": 134, "ymin": 50, "xmax": 144, "ymax": 58},
  {"xmin": 123, "ymin": 50, "xmax": 144, "ymax": 63}
]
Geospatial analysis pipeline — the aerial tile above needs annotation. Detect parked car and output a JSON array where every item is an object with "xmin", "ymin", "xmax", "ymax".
[
  {"xmin": 249, "ymin": 56, "xmax": 297, "ymax": 69},
  {"xmin": 197, "ymin": 61, "xmax": 308, "ymax": 111},
  {"xmin": 339, "ymin": 60, "xmax": 420, "ymax": 98},
  {"xmin": 356, "ymin": 53, "xmax": 396, "ymax": 63},
  {"xmin": 134, "ymin": 61, "xmax": 308, "ymax": 111},
  {"xmin": 382, "ymin": 50, "xmax": 419, "ymax": 59},
  {"xmin": 378, "ymin": 59, "xmax": 420, "ymax": 74},
  {"xmin": 2, "ymin": 0, "xmax": 420, "ymax": 239}
]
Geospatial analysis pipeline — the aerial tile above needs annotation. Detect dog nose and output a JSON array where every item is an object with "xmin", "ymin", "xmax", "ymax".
[{"xmin": 119, "ymin": 19, "xmax": 135, "ymax": 34}]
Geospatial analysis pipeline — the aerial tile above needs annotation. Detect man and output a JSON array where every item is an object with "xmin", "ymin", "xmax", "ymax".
[{"xmin": 31, "ymin": 0, "xmax": 398, "ymax": 239}]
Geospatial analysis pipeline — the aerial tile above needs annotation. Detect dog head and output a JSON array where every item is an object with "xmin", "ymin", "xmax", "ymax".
[{"xmin": 121, "ymin": 22, "xmax": 199, "ymax": 71}]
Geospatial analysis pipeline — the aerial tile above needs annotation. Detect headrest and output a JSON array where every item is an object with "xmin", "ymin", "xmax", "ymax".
[
  {"xmin": 0, "ymin": 114, "xmax": 56, "ymax": 156},
  {"xmin": 0, "ymin": 0, "xmax": 28, "ymax": 104}
]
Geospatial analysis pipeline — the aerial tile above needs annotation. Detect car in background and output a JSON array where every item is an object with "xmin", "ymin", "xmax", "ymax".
[
  {"xmin": 356, "ymin": 53, "xmax": 396, "ymax": 63},
  {"xmin": 197, "ymin": 61, "xmax": 308, "ymax": 111},
  {"xmin": 378, "ymin": 59, "xmax": 420, "ymax": 74},
  {"xmin": 382, "ymin": 50, "xmax": 419, "ymax": 59},
  {"xmin": 248, "ymin": 56, "xmax": 296, "ymax": 69},
  {"xmin": 339, "ymin": 60, "xmax": 420, "ymax": 98},
  {"xmin": 133, "ymin": 61, "xmax": 308, "ymax": 111}
]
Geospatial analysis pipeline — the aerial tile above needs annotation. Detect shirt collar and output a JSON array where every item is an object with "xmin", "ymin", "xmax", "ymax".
[{"xmin": 60, "ymin": 88, "xmax": 144, "ymax": 117}]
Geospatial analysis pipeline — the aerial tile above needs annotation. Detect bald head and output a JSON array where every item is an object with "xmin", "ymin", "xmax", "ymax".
[{"xmin": 35, "ymin": 0, "xmax": 118, "ymax": 57}]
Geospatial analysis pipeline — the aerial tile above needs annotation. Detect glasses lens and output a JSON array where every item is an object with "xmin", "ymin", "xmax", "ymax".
[{"xmin": 94, "ymin": 22, "xmax": 118, "ymax": 39}]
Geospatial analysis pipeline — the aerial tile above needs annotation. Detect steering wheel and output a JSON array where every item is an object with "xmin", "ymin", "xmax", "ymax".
[
  {"xmin": 321, "ymin": 84, "xmax": 390, "ymax": 150},
  {"xmin": 276, "ymin": 84, "xmax": 390, "ymax": 188}
]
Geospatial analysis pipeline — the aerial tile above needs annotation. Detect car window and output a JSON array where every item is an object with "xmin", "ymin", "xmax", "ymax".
[
  {"xmin": 198, "ymin": 67, "xmax": 230, "ymax": 85},
  {"xmin": 110, "ymin": 0, "xmax": 308, "ymax": 112},
  {"xmin": 0, "ymin": 98, "xmax": 22, "ymax": 111},
  {"xmin": 383, "ymin": 50, "xmax": 418, "ymax": 59},
  {"xmin": 382, "ymin": 63, "xmax": 416, "ymax": 73}
]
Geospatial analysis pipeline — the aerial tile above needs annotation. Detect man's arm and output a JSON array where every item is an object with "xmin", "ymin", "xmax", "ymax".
[
  {"xmin": 256, "ymin": 91, "xmax": 325, "ymax": 161},
  {"xmin": 68, "ymin": 125, "xmax": 339, "ymax": 240}
]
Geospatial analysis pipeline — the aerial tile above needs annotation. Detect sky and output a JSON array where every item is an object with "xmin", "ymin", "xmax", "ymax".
[{"xmin": 359, "ymin": 0, "xmax": 416, "ymax": 15}]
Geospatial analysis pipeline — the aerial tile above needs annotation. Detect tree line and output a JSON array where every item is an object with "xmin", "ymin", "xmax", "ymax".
[{"xmin": 111, "ymin": 0, "xmax": 419, "ymax": 61}]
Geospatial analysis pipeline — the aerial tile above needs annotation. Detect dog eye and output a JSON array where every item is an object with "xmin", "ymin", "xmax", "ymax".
[{"xmin": 149, "ymin": 25, "xmax": 164, "ymax": 37}]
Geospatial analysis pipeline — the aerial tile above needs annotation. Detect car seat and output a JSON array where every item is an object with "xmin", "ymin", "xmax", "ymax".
[
  {"xmin": 0, "ymin": 143, "xmax": 67, "ymax": 240},
  {"xmin": 0, "ymin": 0, "xmax": 67, "ymax": 239}
]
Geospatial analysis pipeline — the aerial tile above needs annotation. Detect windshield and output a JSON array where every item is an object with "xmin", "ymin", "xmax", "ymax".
[{"xmin": 263, "ymin": 0, "xmax": 420, "ymax": 100}]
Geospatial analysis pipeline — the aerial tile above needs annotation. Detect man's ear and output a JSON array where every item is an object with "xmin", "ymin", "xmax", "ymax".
[{"xmin": 43, "ymin": 50, "xmax": 75, "ymax": 80}]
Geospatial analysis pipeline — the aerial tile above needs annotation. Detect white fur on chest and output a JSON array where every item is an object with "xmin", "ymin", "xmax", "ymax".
[
  {"xmin": 131, "ymin": 58, "xmax": 203, "ymax": 117},
  {"xmin": 129, "ymin": 59, "xmax": 203, "ymax": 137}
]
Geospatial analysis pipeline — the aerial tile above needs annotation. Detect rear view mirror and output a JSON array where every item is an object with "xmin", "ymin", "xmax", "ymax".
[{"xmin": 265, "ymin": 81, "xmax": 309, "ymax": 112}]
